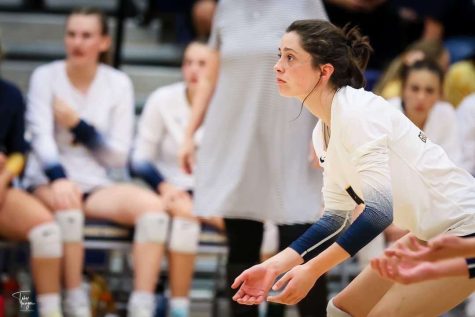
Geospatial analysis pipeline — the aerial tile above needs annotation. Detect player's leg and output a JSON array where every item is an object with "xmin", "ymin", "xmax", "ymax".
[
  {"xmin": 0, "ymin": 189, "xmax": 62, "ymax": 317},
  {"xmin": 368, "ymin": 273, "xmax": 475, "ymax": 316},
  {"xmin": 84, "ymin": 184, "xmax": 168, "ymax": 317}
]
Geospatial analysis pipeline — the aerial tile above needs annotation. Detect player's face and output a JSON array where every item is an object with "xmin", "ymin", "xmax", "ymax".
[
  {"xmin": 65, "ymin": 14, "xmax": 110, "ymax": 66},
  {"xmin": 274, "ymin": 32, "xmax": 320, "ymax": 99},
  {"xmin": 182, "ymin": 43, "xmax": 209, "ymax": 90},
  {"xmin": 402, "ymin": 69, "xmax": 441, "ymax": 116}
]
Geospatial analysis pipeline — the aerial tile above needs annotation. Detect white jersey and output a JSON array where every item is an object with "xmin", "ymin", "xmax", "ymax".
[
  {"xmin": 457, "ymin": 93, "xmax": 475, "ymax": 176},
  {"xmin": 387, "ymin": 97, "xmax": 462, "ymax": 166},
  {"xmin": 132, "ymin": 82, "xmax": 202, "ymax": 190},
  {"xmin": 24, "ymin": 60, "xmax": 134, "ymax": 192},
  {"xmin": 313, "ymin": 87, "xmax": 475, "ymax": 240}
]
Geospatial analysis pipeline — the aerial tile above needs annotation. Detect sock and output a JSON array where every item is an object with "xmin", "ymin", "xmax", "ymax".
[
  {"xmin": 129, "ymin": 291, "xmax": 155, "ymax": 309},
  {"xmin": 170, "ymin": 297, "xmax": 190, "ymax": 312},
  {"xmin": 37, "ymin": 293, "xmax": 61, "ymax": 316},
  {"xmin": 65, "ymin": 287, "xmax": 88, "ymax": 305}
]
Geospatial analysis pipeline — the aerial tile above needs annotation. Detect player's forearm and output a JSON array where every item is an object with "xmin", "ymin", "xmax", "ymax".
[
  {"xmin": 185, "ymin": 50, "xmax": 219, "ymax": 139},
  {"xmin": 306, "ymin": 243, "xmax": 350, "ymax": 276},
  {"xmin": 184, "ymin": 81, "xmax": 214, "ymax": 138},
  {"xmin": 262, "ymin": 247, "xmax": 304, "ymax": 275}
]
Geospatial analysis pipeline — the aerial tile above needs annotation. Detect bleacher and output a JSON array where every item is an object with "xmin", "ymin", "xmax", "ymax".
[{"xmin": 0, "ymin": 0, "xmax": 183, "ymax": 104}]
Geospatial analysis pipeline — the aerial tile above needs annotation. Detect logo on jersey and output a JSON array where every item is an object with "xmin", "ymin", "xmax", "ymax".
[{"xmin": 418, "ymin": 131, "xmax": 427, "ymax": 143}]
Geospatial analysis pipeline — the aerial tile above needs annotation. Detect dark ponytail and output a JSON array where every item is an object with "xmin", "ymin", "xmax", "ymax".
[{"xmin": 286, "ymin": 20, "xmax": 373, "ymax": 89}]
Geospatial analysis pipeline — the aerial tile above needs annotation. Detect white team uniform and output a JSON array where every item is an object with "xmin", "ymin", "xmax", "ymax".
[
  {"xmin": 131, "ymin": 82, "xmax": 202, "ymax": 190},
  {"xmin": 457, "ymin": 93, "xmax": 475, "ymax": 176},
  {"xmin": 387, "ymin": 97, "xmax": 462, "ymax": 166},
  {"xmin": 313, "ymin": 87, "xmax": 475, "ymax": 240},
  {"xmin": 24, "ymin": 60, "xmax": 134, "ymax": 192}
]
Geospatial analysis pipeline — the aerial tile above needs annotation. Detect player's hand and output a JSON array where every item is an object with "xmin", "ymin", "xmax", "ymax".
[
  {"xmin": 371, "ymin": 254, "xmax": 439, "ymax": 284},
  {"xmin": 51, "ymin": 178, "xmax": 82, "ymax": 210},
  {"xmin": 267, "ymin": 264, "xmax": 319, "ymax": 305},
  {"xmin": 231, "ymin": 263, "xmax": 280, "ymax": 305},
  {"xmin": 386, "ymin": 234, "xmax": 475, "ymax": 262}
]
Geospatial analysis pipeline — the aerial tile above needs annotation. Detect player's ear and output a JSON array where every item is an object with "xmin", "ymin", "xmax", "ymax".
[{"xmin": 320, "ymin": 63, "xmax": 334, "ymax": 81}]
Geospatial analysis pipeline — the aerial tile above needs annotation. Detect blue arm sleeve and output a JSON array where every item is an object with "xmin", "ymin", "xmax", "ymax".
[
  {"xmin": 44, "ymin": 164, "xmax": 67, "ymax": 181},
  {"xmin": 69, "ymin": 118, "xmax": 131, "ymax": 168},
  {"xmin": 128, "ymin": 160, "xmax": 166, "ymax": 190},
  {"xmin": 290, "ymin": 211, "xmax": 351, "ymax": 262},
  {"xmin": 70, "ymin": 119, "xmax": 103, "ymax": 150},
  {"xmin": 290, "ymin": 184, "xmax": 393, "ymax": 260},
  {"xmin": 336, "ymin": 203, "xmax": 393, "ymax": 256}
]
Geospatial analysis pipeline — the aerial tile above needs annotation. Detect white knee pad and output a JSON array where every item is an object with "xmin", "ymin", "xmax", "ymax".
[
  {"xmin": 168, "ymin": 217, "xmax": 201, "ymax": 254},
  {"xmin": 28, "ymin": 222, "xmax": 63, "ymax": 258},
  {"xmin": 55, "ymin": 209, "xmax": 84, "ymax": 242},
  {"xmin": 327, "ymin": 298, "xmax": 352, "ymax": 317},
  {"xmin": 134, "ymin": 212, "xmax": 169, "ymax": 243}
]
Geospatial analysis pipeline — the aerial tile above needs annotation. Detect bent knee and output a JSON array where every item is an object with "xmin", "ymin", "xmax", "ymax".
[
  {"xmin": 134, "ymin": 212, "xmax": 170, "ymax": 244},
  {"xmin": 28, "ymin": 222, "xmax": 62, "ymax": 258},
  {"xmin": 55, "ymin": 209, "xmax": 84, "ymax": 242},
  {"xmin": 327, "ymin": 297, "xmax": 352, "ymax": 317},
  {"xmin": 169, "ymin": 217, "xmax": 200, "ymax": 253}
]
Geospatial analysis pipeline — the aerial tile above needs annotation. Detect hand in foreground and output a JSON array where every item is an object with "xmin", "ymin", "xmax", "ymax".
[
  {"xmin": 371, "ymin": 254, "xmax": 440, "ymax": 284},
  {"xmin": 51, "ymin": 179, "xmax": 82, "ymax": 210},
  {"xmin": 384, "ymin": 235, "xmax": 430, "ymax": 260},
  {"xmin": 425, "ymin": 235, "xmax": 475, "ymax": 259},
  {"xmin": 385, "ymin": 234, "xmax": 474, "ymax": 262},
  {"xmin": 267, "ymin": 265, "xmax": 318, "ymax": 305},
  {"xmin": 231, "ymin": 264, "xmax": 280, "ymax": 305}
]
